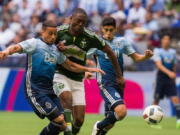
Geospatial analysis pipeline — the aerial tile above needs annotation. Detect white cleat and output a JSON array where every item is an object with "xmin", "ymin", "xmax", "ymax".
[{"xmin": 91, "ymin": 121, "xmax": 100, "ymax": 135}]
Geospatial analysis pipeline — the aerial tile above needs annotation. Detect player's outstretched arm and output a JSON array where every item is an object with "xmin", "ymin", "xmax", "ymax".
[
  {"xmin": 130, "ymin": 49, "xmax": 153, "ymax": 62},
  {"xmin": 0, "ymin": 44, "xmax": 22, "ymax": 60},
  {"xmin": 102, "ymin": 44, "xmax": 125, "ymax": 88},
  {"xmin": 61, "ymin": 59, "xmax": 105, "ymax": 74}
]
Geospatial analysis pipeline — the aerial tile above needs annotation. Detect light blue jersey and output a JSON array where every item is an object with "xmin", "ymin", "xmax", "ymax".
[
  {"xmin": 19, "ymin": 38, "xmax": 66, "ymax": 95},
  {"xmin": 88, "ymin": 37, "xmax": 135, "ymax": 84},
  {"xmin": 153, "ymin": 48, "xmax": 176, "ymax": 78}
]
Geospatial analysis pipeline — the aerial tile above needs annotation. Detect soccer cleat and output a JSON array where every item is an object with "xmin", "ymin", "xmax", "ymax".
[
  {"xmin": 176, "ymin": 120, "xmax": 180, "ymax": 129},
  {"xmin": 91, "ymin": 121, "xmax": 101, "ymax": 135},
  {"xmin": 64, "ymin": 122, "xmax": 72, "ymax": 135}
]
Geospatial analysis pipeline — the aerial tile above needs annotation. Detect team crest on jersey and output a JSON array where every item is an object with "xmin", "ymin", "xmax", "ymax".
[
  {"xmin": 44, "ymin": 52, "xmax": 56, "ymax": 64},
  {"xmin": 80, "ymin": 38, "xmax": 87, "ymax": 48},
  {"xmin": 45, "ymin": 102, "xmax": 52, "ymax": 109},
  {"xmin": 115, "ymin": 92, "xmax": 120, "ymax": 98}
]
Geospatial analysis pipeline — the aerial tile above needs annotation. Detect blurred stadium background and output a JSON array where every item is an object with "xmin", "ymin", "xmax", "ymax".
[{"xmin": 0, "ymin": 0, "xmax": 180, "ymax": 134}]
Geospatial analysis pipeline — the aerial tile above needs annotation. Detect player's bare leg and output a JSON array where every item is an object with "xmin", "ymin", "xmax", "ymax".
[
  {"xmin": 60, "ymin": 91, "xmax": 73, "ymax": 135},
  {"xmin": 170, "ymin": 96, "xmax": 180, "ymax": 129},
  {"xmin": 60, "ymin": 91, "xmax": 73, "ymax": 110},
  {"xmin": 72, "ymin": 105, "xmax": 85, "ymax": 135}
]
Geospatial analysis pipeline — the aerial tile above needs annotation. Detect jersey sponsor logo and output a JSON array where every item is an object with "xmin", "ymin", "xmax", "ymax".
[
  {"xmin": 45, "ymin": 102, "xmax": 52, "ymax": 109},
  {"xmin": 63, "ymin": 45, "xmax": 86, "ymax": 61},
  {"xmin": 44, "ymin": 52, "xmax": 57, "ymax": 64}
]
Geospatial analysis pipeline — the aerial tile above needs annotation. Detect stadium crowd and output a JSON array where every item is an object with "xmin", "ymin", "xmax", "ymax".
[{"xmin": 0, "ymin": 0, "xmax": 180, "ymax": 71}]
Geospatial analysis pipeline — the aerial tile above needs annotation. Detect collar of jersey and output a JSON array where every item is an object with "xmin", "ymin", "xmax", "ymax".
[{"xmin": 39, "ymin": 37, "xmax": 53, "ymax": 46}]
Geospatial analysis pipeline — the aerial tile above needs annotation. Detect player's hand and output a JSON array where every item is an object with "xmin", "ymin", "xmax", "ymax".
[
  {"xmin": 145, "ymin": 50, "xmax": 153, "ymax": 59},
  {"xmin": 57, "ymin": 41, "xmax": 67, "ymax": 51},
  {"xmin": 116, "ymin": 76, "xmax": 125, "ymax": 89},
  {"xmin": 87, "ymin": 67, "xmax": 105, "ymax": 75},
  {"xmin": 84, "ymin": 72, "xmax": 94, "ymax": 79},
  {"xmin": 0, "ymin": 51, "xmax": 9, "ymax": 60},
  {"xmin": 168, "ymin": 72, "xmax": 176, "ymax": 79}
]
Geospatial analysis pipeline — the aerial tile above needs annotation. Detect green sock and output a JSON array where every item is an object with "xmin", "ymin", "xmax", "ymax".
[{"xmin": 64, "ymin": 109, "xmax": 72, "ymax": 135}]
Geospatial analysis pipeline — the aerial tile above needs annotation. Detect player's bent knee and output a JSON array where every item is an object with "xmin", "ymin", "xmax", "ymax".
[
  {"xmin": 53, "ymin": 114, "xmax": 64, "ymax": 123},
  {"xmin": 114, "ymin": 105, "xmax": 127, "ymax": 120}
]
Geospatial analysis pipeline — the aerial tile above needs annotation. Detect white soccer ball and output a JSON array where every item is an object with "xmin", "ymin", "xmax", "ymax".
[{"xmin": 143, "ymin": 105, "xmax": 164, "ymax": 124}]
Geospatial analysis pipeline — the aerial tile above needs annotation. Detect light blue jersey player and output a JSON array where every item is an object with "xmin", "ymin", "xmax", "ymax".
[
  {"xmin": 0, "ymin": 20, "xmax": 105, "ymax": 135},
  {"xmin": 20, "ymin": 37, "xmax": 66, "ymax": 94},
  {"xmin": 152, "ymin": 34, "xmax": 180, "ymax": 129},
  {"xmin": 89, "ymin": 17, "xmax": 153, "ymax": 135}
]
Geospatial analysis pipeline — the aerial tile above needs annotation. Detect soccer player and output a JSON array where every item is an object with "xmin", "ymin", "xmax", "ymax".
[
  {"xmin": 152, "ymin": 34, "xmax": 180, "ymax": 129},
  {"xmin": 53, "ymin": 8, "xmax": 124, "ymax": 135},
  {"xmin": 86, "ymin": 17, "xmax": 153, "ymax": 135},
  {"xmin": 0, "ymin": 20, "xmax": 105, "ymax": 135}
]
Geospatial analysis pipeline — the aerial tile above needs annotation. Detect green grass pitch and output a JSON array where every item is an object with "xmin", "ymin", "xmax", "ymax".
[{"xmin": 0, "ymin": 112, "xmax": 179, "ymax": 135}]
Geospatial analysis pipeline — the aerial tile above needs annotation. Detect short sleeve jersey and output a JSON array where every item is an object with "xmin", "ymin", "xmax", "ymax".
[
  {"xmin": 87, "ymin": 37, "xmax": 135, "ymax": 83},
  {"xmin": 153, "ymin": 47, "xmax": 176, "ymax": 78},
  {"xmin": 19, "ymin": 38, "xmax": 66, "ymax": 94},
  {"xmin": 56, "ymin": 24, "xmax": 106, "ymax": 81}
]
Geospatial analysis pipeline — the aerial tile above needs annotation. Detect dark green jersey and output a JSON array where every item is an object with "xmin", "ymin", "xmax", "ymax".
[{"xmin": 56, "ymin": 24, "xmax": 106, "ymax": 81}]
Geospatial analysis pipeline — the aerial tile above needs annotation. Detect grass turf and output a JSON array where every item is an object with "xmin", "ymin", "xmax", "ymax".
[{"xmin": 0, "ymin": 112, "xmax": 179, "ymax": 135}]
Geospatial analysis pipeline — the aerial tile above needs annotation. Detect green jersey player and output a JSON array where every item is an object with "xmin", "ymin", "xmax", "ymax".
[{"xmin": 53, "ymin": 8, "xmax": 124, "ymax": 135}]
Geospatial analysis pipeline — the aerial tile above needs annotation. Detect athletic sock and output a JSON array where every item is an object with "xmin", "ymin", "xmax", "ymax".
[
  {"xmin": 39, "ymin": 121, "xmax": 62, "ymax": 135},
  {"xmin": 72, "ymin": 124, "xmax": 81, "ymax": 135},
  {"xmin": 97, "ymin": 111, "xmax": 117, "ymax": 130},
  {"xmin": 64, "ymin": 109, "xmax": 72, "ymax": 135},
  {"xmin": 174, "ymin": 104, "xmax": 180, "ymax": 119}
]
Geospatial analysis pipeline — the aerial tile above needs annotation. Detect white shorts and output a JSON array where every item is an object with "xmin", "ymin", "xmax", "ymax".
[{"xmin": 53, "ymin": 73, "xmax": 86, "ymax": 106}]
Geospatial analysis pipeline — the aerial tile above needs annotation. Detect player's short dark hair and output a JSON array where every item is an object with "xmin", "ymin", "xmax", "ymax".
[
  {"xmin": 72, "ymin": 8, "xmax": 88, "ymax": 17},
  {"xmin": 42, "ymin": 20, "xmax": 57, "ymax": 29},
  {"xmin": 161, "ymin": 33, "xmax": 171, "ymax": 39},
  {"xmin": 159, "ymin": 29, "xmax": 172, "ymax": 39},
  {"xmin": 101, "ymin": 17, "xmax": 116, "ymax": 27}
]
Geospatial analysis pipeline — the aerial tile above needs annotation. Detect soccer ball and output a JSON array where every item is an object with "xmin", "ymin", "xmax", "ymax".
[{"xmin": 143, "ymin": 105, "xmax": 164, "ymax": 124}]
